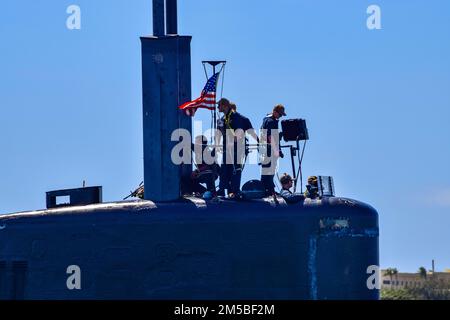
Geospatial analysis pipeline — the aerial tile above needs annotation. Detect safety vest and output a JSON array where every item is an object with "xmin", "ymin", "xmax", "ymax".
[{"xmin": 224, "ymin": 110, "xmax": 236, "ymax": 135}]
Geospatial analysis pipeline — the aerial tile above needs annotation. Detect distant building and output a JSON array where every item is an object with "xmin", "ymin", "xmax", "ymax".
[{"xmin": 381, "ymin": 269, "xmax": 450, "ymax": 289}]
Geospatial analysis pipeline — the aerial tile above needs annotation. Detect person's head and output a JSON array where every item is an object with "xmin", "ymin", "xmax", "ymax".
[
  {"xmin": 280, "ymin": 173, "xmax": 294, "ymax": 189},
  {"xmin": 217, "ymin": 98, "xmax": 232, "ymax": 114},
  {"xmin": 230, "ymin": 102, "xmax": 237, "ymax": 112},
  {"xmin": 272, "ymin": 104, "xmax": 287, "ymax": 120},
  {"xmin": 307, "ymin": 176, "xmax": 318, "ymax": 187}
]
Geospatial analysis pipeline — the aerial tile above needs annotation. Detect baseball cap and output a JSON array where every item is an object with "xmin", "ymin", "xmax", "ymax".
[{"xmin": 273, "ymin": 104, "xmax": 287, "ymax": 116}]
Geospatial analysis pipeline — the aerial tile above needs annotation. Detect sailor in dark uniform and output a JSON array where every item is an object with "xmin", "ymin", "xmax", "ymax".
[
  {"xmin": 260, "ymin": 104, "xmax": 286, "ymax": 196},
  {"xmin": 279, "ymin": 174, "xmax": 304, "ymax": 204},
  {"xmin": 192, "ymin": 135, "xmax": 218, "ymax": 194},
  {"xmin": 182, "ymin": 135, "xmax": 219, "ymax": 195},
  {"xmin": 216, "ymin": 98, "xmax": 255, "ymax": 197}
]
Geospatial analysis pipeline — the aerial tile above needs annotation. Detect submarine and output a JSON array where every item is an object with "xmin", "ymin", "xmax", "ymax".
[{"xmin": 0, "ymin": 0, "xmax": 379, "ymax": 300}]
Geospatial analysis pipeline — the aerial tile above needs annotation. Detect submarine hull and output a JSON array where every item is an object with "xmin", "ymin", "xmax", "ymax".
[{"xmin": 0, "ymin": 197, "xmax": 379, "ymax": 300}]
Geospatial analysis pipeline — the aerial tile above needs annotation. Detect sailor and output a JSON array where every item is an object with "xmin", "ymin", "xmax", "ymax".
[
  {"xmin": 279, "ymin": 173, "xmax": 304, "ymax": 204},
  {"xmin": 304, "ymin": 176, "xmax": 319, "ymax": 199},
  {"xmin": 186, "ymin": 135, "xmax": 218, "ymax": 195},
  {"xmin": 215, "ymin": 103, "xmax": 236, "ymax": 155},
  {"xmin": 217, "ymin": 103, "xmax": 258, "ymax": 142},
  {"xmin": 217, "ymin": 98, "xmax": 255, "ymax": 198},
  {"xmin": 260, "ymin": 104, "xmax": 286, "ymax": 196}
]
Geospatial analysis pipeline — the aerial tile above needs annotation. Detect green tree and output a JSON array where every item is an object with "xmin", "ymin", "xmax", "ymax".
[
  {"xmin": 384, "ymin": 268, "xmax": 397, "ymax": 288},
  {"xmin": 392, "ymin": 268, "xmax": 399, "ymax": 285},
  {"xmin": 418, "ymin": 267, "xmax": 427, "ymax": 279}
]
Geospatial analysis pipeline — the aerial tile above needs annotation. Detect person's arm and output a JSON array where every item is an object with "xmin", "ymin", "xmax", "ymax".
[
  {"xmin": 277, "ymin": 127, "xmax": 284, "ymax": 157},
  {"xmin": 244, "ymin": 118, "xmax": 259, "ymax": 143},
  {"xmin": 281, "ymin": 190, "xmax": 304, "ymax": 204},
  {"xmin": 235, "ymin": 128, "xmax": 245, "ymax": 141},
  {"xmin": 244, "ymin": 126, "xmax": 259, "ymax": 143},
  {"xmin": 260, "ymin": 118, "xmax": 268, "ymax": 149},
  {"xmin": 215, "ymin": 130, "xmax": 222, "ymax": 147},
  {"xmin": 271, "ymin": 132, "xmax": 281, "ymax": 158},
  {"xmin": 271, "ymin": 125, "xmax": 284, "ymax": 158}
]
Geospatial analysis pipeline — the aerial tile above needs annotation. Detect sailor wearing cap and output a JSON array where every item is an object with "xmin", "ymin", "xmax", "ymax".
[{"xmin": 260, "ymin": 104, "xmax": 286, "ymax": 196}]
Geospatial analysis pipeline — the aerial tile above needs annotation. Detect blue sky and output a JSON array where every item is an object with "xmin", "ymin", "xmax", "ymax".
[{"xmin": 0, "ymin": 0, "xmax": 449, "ymax": 273}]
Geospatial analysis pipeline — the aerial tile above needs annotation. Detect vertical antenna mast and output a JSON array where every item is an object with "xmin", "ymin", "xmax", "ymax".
[
  {"xmin": 153, "ymin": 0, "xmax": 165, "ymax": 36},
  {"xmin": 166, "ymin": 0, "xmax": 178, "ymax": 35}
]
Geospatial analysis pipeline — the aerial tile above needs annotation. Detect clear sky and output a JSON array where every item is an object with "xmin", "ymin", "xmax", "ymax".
[{"xmin": 1, "ymin": 0, "xmax": 449, "ymax": 273}]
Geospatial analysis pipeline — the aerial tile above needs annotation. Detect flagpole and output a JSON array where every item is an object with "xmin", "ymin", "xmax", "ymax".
[{"xmin": 213, "ymin": 64, "xmax": 217, "ymax": 135}]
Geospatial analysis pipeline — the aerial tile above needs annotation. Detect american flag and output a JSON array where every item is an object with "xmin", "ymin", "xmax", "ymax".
[{"xmin": 179, "ymin": 73, "xmax": 219, "ymax": 116}]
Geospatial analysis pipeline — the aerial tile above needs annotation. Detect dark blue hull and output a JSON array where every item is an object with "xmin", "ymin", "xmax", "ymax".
[{"xmin": 0, "ymin": 197, "xmax": 379, "ymax": 300}]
